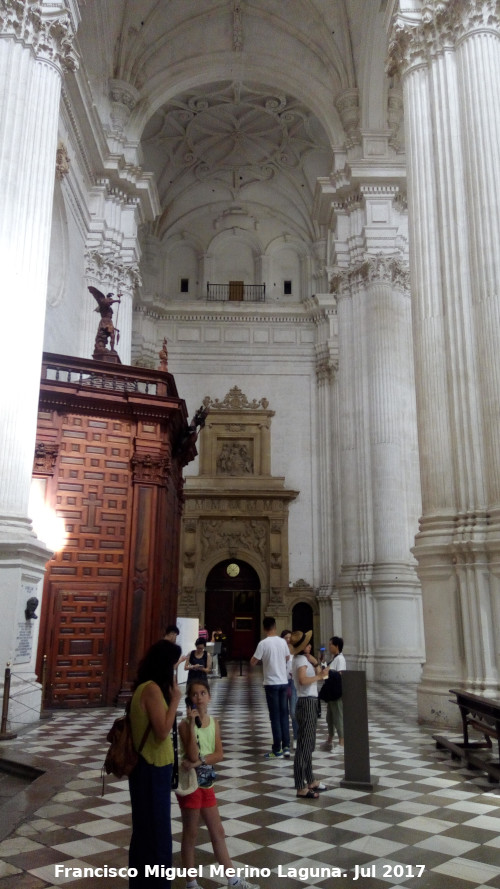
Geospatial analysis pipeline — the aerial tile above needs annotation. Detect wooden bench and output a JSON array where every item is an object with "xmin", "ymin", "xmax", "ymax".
[{"xmin": 433, "ymin": 689, "xmax": 500, "ymax": 782}]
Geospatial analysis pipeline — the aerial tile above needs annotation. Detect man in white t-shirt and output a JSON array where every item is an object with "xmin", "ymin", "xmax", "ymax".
[{"xmin": 251, "ymin": 616, "xmax": 290, "ymax": 758}]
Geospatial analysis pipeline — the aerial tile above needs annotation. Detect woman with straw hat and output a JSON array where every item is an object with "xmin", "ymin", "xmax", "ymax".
[{"xmin": 289, "ymin": 630, "xmax": 329, "ymax": 799}]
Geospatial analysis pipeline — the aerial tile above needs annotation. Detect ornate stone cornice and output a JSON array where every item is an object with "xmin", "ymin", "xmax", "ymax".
[
  {"xmin": 134, "ymin": 304, "xmax": 312, "ymax": 325},
  {"xmin": 0, "ymin": 0, "xmax": 78, "ymax": 72},
  {"xmin": 203, "ymin": 386, "xmax": 269, "ymax": 411}
]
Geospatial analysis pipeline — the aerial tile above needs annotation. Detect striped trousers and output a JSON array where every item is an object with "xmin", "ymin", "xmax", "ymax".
[{"xmin": 293, "ymin": 696, "xmax": 318, "ymax": 790}]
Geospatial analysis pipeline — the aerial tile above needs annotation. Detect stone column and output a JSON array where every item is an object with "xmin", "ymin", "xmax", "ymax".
[
  {"xmin": 456, "ymin": 4, "xmax": 500, "ymax": 509},
  {"xmin": 388, "ymin": 0, "xmax": 500, "ymax": 720},
  {"xmin": 335, "ymin": 271, "xmax": 364, "ymax": 659},
  {"xmin": 360, "ymin": 255, "xmax": 423, "ymax": 679},
  {"xmin": 0, "ymin": 0, "xmax": 79, "ymax": 722},
  {"xmin": 335, "ymin": 254, "xmax": 423, "ymax": 680}
]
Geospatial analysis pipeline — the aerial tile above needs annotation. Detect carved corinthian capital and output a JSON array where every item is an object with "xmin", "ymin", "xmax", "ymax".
[
  {"xmin": 358, "ymin": 253, "xmax": 411, "ymax": 292},
  {"xmin": 0, "ymin": 0, "xmax": 79, "ymax": 72},
  {"xmin": 85, "ymin": 250, "xmax": 141, "ymax": 296},
  {"xmin": 449, "ymin": 0, "xmax": 500, "ymax": 36},
  {"xmin": 387, "ymin": 15, "xmax": 427, "ymax": 77},
  {"xmin": 388, "ymin": 0, "xmax": 500, "ymax": 76}
]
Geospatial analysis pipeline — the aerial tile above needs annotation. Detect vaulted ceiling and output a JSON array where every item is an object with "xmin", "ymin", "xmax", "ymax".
[{"xmin": 76, "ymin": 1, "xmax": 392, "ymax": 249}]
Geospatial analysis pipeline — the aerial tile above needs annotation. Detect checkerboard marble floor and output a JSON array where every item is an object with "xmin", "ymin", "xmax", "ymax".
[{"xmin": 0, "ymin": 669, "xmax": 500, "ymax": 889}]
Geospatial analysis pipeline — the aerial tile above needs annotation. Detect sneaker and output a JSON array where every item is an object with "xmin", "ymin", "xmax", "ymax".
[
  {"xmin": 282, "ymin": 747, "xmax": 291, "ymax": 758},
  {"xmin": 228, "ymin": 879, "xmax": 259, "ymax": 889},
  {"xmin": 264, "ymin": 750, "xmax": 283, "ymax": 758},
  {"xmin": 319, "ymin": 740, "xmax": 332, "ymax": 751}
]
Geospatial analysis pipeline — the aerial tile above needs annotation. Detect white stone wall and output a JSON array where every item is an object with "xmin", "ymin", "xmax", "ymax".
[{"xmin": 139, "ymin": 305, "xmax": 319, "ymax": 588}]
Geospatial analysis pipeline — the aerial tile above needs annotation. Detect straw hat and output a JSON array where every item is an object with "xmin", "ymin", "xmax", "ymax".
[{"xmin": 289, "ymin": 629, "xmax": 313, "ymax": 655}]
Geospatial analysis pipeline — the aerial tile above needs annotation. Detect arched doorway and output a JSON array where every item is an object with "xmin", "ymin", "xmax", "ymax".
[
  {"xmin": 292, "ymin": 601, "xmax": 315, "ymax": 652},
  {"xmin": 205, "ymin": 560, "xmax": 261, "ymax": 660}
]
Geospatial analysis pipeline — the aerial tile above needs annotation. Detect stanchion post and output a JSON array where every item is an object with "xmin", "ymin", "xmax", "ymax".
[
  {"xmin": 40, "ymin": 654, "xmax": 51, "ymax": 718},
  {"xmin": 0, "ymin": 662, "xmax": 18, "ymax": 740}
]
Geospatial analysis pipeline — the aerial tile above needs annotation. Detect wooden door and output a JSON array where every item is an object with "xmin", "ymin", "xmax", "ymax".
[
  {"xmin": 44, "ymin": 584, "xmax": 119, "ymax": 707},
  {"xmin": 229, "ymin": 280, "xmax": 244, "ymax": 301}
]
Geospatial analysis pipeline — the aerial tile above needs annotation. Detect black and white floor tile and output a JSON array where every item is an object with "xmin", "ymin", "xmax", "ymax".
[{"xmin": 0, "ymin": 669, "xmax": 499, "ymax": 889}]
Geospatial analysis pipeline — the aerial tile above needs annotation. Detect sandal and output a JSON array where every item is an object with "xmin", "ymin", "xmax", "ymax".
[{"xmin": 296, "ymin": 789, "xmax": 320, "ymax": 799}]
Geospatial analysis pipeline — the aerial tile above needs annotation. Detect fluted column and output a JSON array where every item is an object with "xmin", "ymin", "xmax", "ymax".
[
  {"xmin": 388, "ymin": 0, "xmax": 500, "ymax": 719},
  {"xmin": 334, "ymin": 254, "xmax": 423, "ymax": 680},
  {"xmin": 0, "ymin": 1, "xmax": 77, "ymax": 524},
  {"xmin": 455, "ymin": 3, "xmax": 500, "ymax": 509},
  {"xmin": 336, "ymin": 272, "xmax": 365, "ymax": 660},
  {"xmin": 0, "ymin": 0, "xmax": 79, "ymax": 722}
]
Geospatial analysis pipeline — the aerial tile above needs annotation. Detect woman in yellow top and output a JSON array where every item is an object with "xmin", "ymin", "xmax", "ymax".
[{"xmin": 128, "ymin": 639, "xmax": 182, "ymax": 886}]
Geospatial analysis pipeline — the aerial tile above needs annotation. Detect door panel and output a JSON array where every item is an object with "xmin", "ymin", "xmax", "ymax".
[{"xmin": 45, "ymin": 585, "xmax": 118, "ymax": 707}]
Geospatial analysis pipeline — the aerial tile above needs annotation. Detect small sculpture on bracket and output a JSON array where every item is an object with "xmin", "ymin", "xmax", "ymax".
[
  {"xmin": 88, "ymin": 286, "xmax": 121, "ymax": 361},
  {"xmin": 25, "ymin": 596, "xmax": 39, "ymax": 621},
  {"xmin": 158, "ymin": 337, "xmax": 169, "ymax": 371}
]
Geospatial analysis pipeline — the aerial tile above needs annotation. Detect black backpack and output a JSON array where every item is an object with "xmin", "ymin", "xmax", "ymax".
[{"xmin": 318, "ymin": 669, "xmax": 342, "ymax": 702}]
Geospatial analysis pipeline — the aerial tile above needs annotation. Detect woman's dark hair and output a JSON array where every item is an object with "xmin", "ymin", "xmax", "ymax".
[
  {"xmin": 194, "ymin": 637, "xmax": 206, "ymax": 647},
  {"xmin": 280, "ymin": 629, "xmax": 291, "ymax": 638},
  {"xmin": 133, "ymin": 639, "xmax": 181, "ymax": 703}
]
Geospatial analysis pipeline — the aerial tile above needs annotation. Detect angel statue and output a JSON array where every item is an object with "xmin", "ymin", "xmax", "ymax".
[{"xmin": 88, "ymin": 286, "xmax": 121, "ymax": 356}]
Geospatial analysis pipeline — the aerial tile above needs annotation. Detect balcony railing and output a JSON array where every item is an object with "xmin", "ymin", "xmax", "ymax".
[
  {"xmin": 206, "ymin": 283, "xmax": 266, "ymax": 302},
  {"xmin": 41, "ymin": 352, "xmax": 178, "ymax": 398}
]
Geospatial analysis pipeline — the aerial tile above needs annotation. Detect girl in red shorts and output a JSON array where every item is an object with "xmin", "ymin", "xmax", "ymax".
[{"xmin": 177, "ymin": 680, "xmax": 257, "ymax": 889}]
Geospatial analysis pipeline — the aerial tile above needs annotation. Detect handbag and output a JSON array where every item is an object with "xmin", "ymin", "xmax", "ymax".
[
  {"xmin": 195, "ymin": 731, "xmax": 217, "ymax": 787},
  {"xmin": 196, "ymin": 761, "xmax": 217, "ymax": 787},
  {"xmin": 318, "ymin": 669, "xmax": 342, "ymax": 703},
  {"xmin": 103, "ymin": 702, "xmax": 150, "ymax": 782},
  {"xmin": 176, "ymin": 720, "xmax": 217, "ymax": 793}
]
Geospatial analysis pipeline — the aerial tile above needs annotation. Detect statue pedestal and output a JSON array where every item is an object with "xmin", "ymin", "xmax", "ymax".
[{"xmin": 340, "ymin": 671, "xmax": 378, "ymax": 792}]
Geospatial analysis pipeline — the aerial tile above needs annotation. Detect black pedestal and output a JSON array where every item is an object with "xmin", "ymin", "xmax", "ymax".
[{"xmin": 340, "ymin": 670, "xmax": 378, "ymax": 791}]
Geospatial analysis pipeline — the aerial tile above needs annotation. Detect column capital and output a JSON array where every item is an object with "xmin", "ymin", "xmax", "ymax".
[
  {"xmin": 85, "ymin": 249, "xmax": 142, "ymax": 295},
  {"xmin": 0, "ymin": 0, "xmax": 79, "ymax": 73},
  {"xmin": 388, "ymin": 1, "xmax": 500, "ymax": 76},
  {"xmin": 358, "ymin": 253, "xmax": 411, "ymax": 291},
  {"xmin": 330, "ymin": 255, "xmax": 410, "ymax": 296},
  {"xmin": 329, "ymin": 266, "xmax": 351, "ymax": 299}
]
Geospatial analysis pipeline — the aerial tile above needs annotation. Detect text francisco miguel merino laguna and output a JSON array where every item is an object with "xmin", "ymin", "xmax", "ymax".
[{"xmin": 54, "ymin": 864, "xmax": 426, "ymax": 881}]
